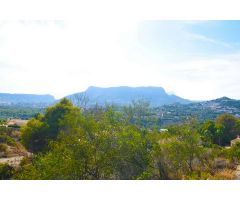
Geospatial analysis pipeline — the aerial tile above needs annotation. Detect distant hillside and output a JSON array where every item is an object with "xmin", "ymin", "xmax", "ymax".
[
  {"xmin": 0, "ymin": 93, "xmax": 55, "ymax": 106},
  {"xmin": 156, "ymin": 96, "xmax": 240, "ymax": 126},
  {"xmin": 67, "ymin": 86, "xmax": 191, "ymax": 106},
  {"xmin": 208, "ymin": 96, "xmax": 240, "ymax": 108}
]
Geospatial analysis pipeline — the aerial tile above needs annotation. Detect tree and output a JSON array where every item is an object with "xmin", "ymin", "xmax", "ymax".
[
  {"xmin": 17, "ymin": 131, "xmax": 96, "ymax": 179},
  {"xmin": 145, "ymin": 122, "xmax": 209, "ymax": 179},
  {"xmin": 216, "ymin": 114, "xmax": 240, "ymax": 146},
  {"xmin": 21, "ymin": 98, "xmax": 81, "ymax": 153},
  {"xmin": 21, "ymin": 119, "xmax": 48, "ymax": 152},
  {"xmin": 200, "ymin": 120, "xmax": 217, "ymax": 146},
  {"xmin": 17, "ymin": 119, "xmax": 118, "ymax": 180},
  {"xmin": 113, "ymin": 127, "xmax": 150, "ymax": 179},
  {"xmin": 123, "ymin": 99, "xmax": 152, "ymax": 128},
  {"xmin": 68, "ymin": 93, "xmax": 89, "ymax": 111},
  {"xmin": 17, "ymin": 101, "xmax": 151, "ymax": 180}
]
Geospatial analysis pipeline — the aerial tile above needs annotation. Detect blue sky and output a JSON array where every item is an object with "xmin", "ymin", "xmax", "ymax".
[
  {"xmin": 0, "ymin": 20, "xmax": 240, "ymax": 100},
  {"xmin": 134, "ymin": 21, "xmax": 240, "ymax": 60}
]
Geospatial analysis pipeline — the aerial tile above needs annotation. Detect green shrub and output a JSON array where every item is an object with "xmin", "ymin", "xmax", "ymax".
[
  {"xmin": 0, "ymin": 133, "xmax": 16, "ymax": 146},
  {"xmin": 0, "ymin": 143, "xmax": 8, "ymax": 153},
  {"xmin": 0, "ymin": 163, "xmax": 14, "ymax": 180}
]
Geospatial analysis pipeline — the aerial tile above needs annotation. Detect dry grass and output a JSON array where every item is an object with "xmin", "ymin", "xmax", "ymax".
[{"xmin": 212, "ymin": 169, "xmax": 235, "ymax": 180}]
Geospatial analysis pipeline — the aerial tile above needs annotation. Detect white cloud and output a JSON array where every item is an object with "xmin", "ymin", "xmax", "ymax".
[
  {"xmin": 0, "ymin": 20, "xmax": 141, "ymax": 98},
  {"xmin": 186, "ymin": 32, "xmax": 232, "ymax": 48}
]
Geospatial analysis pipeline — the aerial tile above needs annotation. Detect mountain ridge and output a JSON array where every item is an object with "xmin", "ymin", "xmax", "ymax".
[
  {"xmin": 0, "ymin": 93, "xmax": 55, "ymax": 106},
  {"xmin": 1, "ymin": 87, "xmax": 239, "ymax": 108},
  {"xmin": 67, "ymin": 86, "xmax": 191, "ymax": 106}
]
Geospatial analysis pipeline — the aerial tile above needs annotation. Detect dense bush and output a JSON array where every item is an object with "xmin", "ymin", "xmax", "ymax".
[
  {"xmin": 227, "ymin": 142, "xmax": 240, "ymax": 163},
  {"xmin": 21, "ymin": 98, "xmax": 80, "ymax": 153},
  {"xmin": 200, "ymin": 114, "xmax": 240, "ymax": 146},
  {"xmin": 0, "ymin": 163, "xmax": 14, "ymax": 180},
  {"xmin": 16, "ymin": 99, "xmax": 239, "ymax": 180}
]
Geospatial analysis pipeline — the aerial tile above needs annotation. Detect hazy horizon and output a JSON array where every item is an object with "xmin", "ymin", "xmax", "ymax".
[
  {"xmin": 1, "ymin": 20, "xmax": 240, "ymax": 100},
  {"xmin": 0, "ymin": 85, "xmax": 237, "ymax": 101}
]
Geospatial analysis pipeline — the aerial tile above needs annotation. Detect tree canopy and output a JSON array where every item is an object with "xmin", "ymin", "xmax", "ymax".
[{"xmin": 14, "ymin": 100, "xmax": 240, "ymax": 180}]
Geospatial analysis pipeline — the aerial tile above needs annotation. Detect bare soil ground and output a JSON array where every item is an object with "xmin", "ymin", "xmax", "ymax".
[
  {"xmin": 0, "ymin": 156, "xmax": 24, "ymax": 168},
  {"xmin": 235, "ymin": 165, "xmax": 240, "ymax": 180}
]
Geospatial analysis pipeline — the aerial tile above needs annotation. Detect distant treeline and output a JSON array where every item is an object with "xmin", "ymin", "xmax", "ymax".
[{"xmin": 0, "ymin": 106, "xmax": 45, "ymax": 119}]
